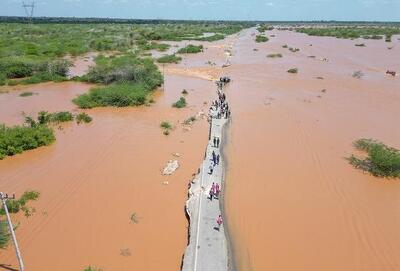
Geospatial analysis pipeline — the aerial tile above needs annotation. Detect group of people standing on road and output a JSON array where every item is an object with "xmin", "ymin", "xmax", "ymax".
[
  {"xmin": 209, "ymin": 90, "xmax": 231, "ymax": 120},
  {"xmin": 206, "ymin": 82, "xmax": 232, "ymax": 232},
  {"xmin": 209, "ymin": 182, "xmax": 221, "ymax": 201}
]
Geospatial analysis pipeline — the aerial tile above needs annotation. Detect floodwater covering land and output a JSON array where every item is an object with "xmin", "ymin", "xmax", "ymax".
[
  {"xmin": 0, "ymin": 21, "xmax": 400, "ymax": 271},
  {"xmin": 225, "ymin": 27, "xmax": 400, "ymax": 270}
]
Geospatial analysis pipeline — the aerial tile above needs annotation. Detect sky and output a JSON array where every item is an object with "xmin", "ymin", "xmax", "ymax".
[{"xmin": 1, "ymin": 0, "xmax": 400, "ymax": 21}]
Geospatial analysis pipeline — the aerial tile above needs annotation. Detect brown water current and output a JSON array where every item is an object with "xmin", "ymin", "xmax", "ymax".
[
  {"xmin": 0, "ymin": 72, "xmax": 217, "ymax": 270},
  {"xmin": 224, "ymin": 29, "xmax": 400, "ymax": 270},
  {"xmin": 0, "ymin": 27, "xmax": 399, "ymax": 271}
]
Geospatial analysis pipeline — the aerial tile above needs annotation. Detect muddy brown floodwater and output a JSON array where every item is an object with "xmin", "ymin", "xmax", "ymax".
[
  {"xmin": 0, "ymin": 71, "xmax": 218, "ymax": 270},
  {"xmin": 224, "ymin": 28, "xmax": 400, "ymax": 270},
  {"xmin": 1, "ymin": 27, "xmax": 399, "ymax": 271}
]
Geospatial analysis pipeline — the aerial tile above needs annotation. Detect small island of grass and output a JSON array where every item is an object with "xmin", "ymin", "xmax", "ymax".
[
  {"xmin": 349, "ymin": 139, "xmax": 400, "ymax": 178},
  {"xmin": 177, "ymin": 44, "xmax": 203, "ymax": 54}
]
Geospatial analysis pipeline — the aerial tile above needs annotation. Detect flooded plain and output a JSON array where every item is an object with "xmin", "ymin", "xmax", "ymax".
[
  {"xmin": 224, "ymin": 29, "xmax": 400, "ymax": 271},
  {"xmin": 0, "ymin": 72, "xmax": 216, "ymax": 270},
  {"xmin": 0, "ymin": 27, "xmax": 400, "ymax": 271}
]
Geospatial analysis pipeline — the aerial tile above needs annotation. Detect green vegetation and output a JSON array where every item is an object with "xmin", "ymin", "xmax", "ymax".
[
  {"xmin": 257, "ymin": 24, "xmax": 274, "ymax": 33},
  {"xmin": 84, "ymin": 267, "xmax": 102, "ymax": 271},
  {"xmin": 255, "ymin": 35, "xmax": 269, "ymax": 43},
  {"xmin": 24, "ymin": 111, "xmax": 74, "ymax": 126},
  {"xmin": 0, "ymin": 58, "xmax": 71, "ymax": 86},
  {"xmin": 157, "ymin": 54, "xmax": 182, "ymax": 64},
  {"xmin": 0, "ymin": 220, "xmax": 10, "ymax": 249},
  {"xmin": 355, "ymin": 43, "xmax": 366, "ymax": 47},
  {"xmin": 282, "ymin": 44, "xmax": 288, "ymax": 48},
  {"xmin": 0, "ymin": 123, "xmax": 55, "ymax": 159},
  {"xmin": 296, "ymin": 26, "xmax": 400, "ymax": 40},
  {"xmin": 0, "ymin": 22, "xmax": 251, "ymax": 85},
  {"xmin": 181, "ymin": 89, "xmax": 188, "ymax": 95},
  {"xmin": 19, "ymin": 91, "xmax": 34, "ymax": 97},
  {"xmin": 349, "ymin": 139, "xmax": 400, "ymax": 178},
  {"xmin": 172, "ymin": 97, "xmax": 187, "ymax": 108},
  {"xmin": 0, "ymin": 191, "xmax": 40, "ymax": 215},
  {"xmin": 160, "ymin": 121, "xmax": 173, "ymax": 135},
  {"xmin": 138, "ymin": 40, "xmax": 170, "ymax": 52},
  {"xmin": 287, "ymin": 68, "xmax": 298, "ymax": 74},
  {"xmin": 352, "ymin": 70, "xmax": 364, "ymax": 79},
  {"xmin": 76, "ymin": 113, "xmax": 93, "ymax": 124},
  {"xmin": 177, "ymin": 44, "xmax": 203, "ymax": 54},
  {"xmin": 184, "ymin": 116, "xmax": 196, "ymax": 125},
  {"xmin": 74, "ymin": 54, "xmax": 163, "ymax": 108},
  {"xmin": 267, "ymin": 53, "xmax": 283, "ymax": 58},
  {"xmin": 288, "ymin": 47, "xmax": 300, "ymax": 52}
]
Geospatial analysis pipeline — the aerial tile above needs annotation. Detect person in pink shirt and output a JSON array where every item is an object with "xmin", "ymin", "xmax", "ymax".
[
  {"xmin": 209, "ymin": 183, "xmax": 215, "ymax": 201},
  {"xmin": 215, "ymin": 183, "xmax": 220, "ymax": 199},
  {"xmin": 216, "ymin": 215, "xmax": 223, "ymax": 231}
]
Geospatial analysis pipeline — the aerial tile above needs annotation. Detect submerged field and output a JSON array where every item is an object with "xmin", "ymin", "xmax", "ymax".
[{"xmin": 0, "ymin": 21, "xmax": 400, "ymax": 271}]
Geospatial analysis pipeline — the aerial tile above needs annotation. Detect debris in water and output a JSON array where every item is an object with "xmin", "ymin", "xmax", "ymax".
[
  {"xmin": 120, "ymin": 248, "xmax": 132, "ymax": 257},
  {"xmin": 130, "ymin": 213, "xmax": 140, "ymax": 224},
  {"xmin": 162, "ymin": 160, "xmax": 179, "ymax": 175}
]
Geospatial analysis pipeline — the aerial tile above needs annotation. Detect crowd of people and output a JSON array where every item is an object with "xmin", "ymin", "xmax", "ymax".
[{"xmin": 206, "ymin": 79, "xmax": 231, "ymax": 232}]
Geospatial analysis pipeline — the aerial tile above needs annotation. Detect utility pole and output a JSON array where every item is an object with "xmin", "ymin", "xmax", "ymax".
[
  {"xmin": 0, "ymin": 193, "xmax": 25, "ymax": 271},
  {"xmin": 22, "ymin": 1, "xmax": 35, "ymax": 24}
]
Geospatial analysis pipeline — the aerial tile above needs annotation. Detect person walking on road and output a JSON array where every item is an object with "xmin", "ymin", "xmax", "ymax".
[
  {"xmin": 215, "ymin": 183, "xmax": 220, "ymax": 199},
  {"xmin": 216, "ymin": 215, "xmax": 223, "ymax": 231},
  {"xmin": 209, "ymin": 165, "xmax": 214, "ymax": 175},
  {"xmin": 209, "ymin": 183, "xmax": 215, "ymax": 201}
]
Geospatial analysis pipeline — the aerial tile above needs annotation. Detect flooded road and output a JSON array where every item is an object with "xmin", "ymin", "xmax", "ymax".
[
  {"xmin": 1, "ymin": 27, "xmax": 400, "ymax": 271},
  {"xmin": 225, "ymin": 29, "xmax": 400, "ymax": 270}
]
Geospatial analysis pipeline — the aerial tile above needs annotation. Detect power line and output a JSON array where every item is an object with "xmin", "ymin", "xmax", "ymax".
[
  {"xmin": 22, "ymin": 1, "xmax": 35, "ymax": 23},
  {"xmin": 0, "ymin": 192, "xmax": 25, "ymax": 271}
]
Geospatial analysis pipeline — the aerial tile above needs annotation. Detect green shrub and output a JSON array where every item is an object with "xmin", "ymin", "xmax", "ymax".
[
  {"xmin": 160, "ymin": 121, "xmax": 173, "ymax": 135},
  {"xmin": 172, "ymin": 97, "xmax": 187, "ymax": 108},
  {"xmin": 288, "ymin": 47, "xmax": 300, "ymax": 52},
  {"xmin": 349, "ymin": 139, "xmax": 400, "ymax": 178},
  {"xmin": 296, "ymin": 27, "xmax": 399, "ymax": 40},
  {"xmin": 74, "ymin": 83, "xmax": 149, "ymax": 108},
  {"xmin": 184, "ymin": 116, "xmax": 196, "ymax": 125},
  {"xmin": 355, "ymin": 43, "xmax": 366, "ymax": 47},
  {"xmin": 181, "ymin": 89, "xmax": 188, "ymax": 95},
  {"xmin": 18, "ymin": 191, "xmax": 40, "ymax": 206},
  {"xmin": 85, "ymin": 55, "xmax": 162, "ymax": 87},
  {"xmin": 0, "ymin": 190, "xmax": 40, "ymax": 215},
  {"xmin": 257, "ymin": 24, "xmax": 274, "ymax": 33},
  {"xmin": 255, "ymin": 35, "xmax": 269, "ymax": 43},
  {"xmin": 0, "ymin": 74, "xmax": 6, "ymax": 86},
  {"xmin": 74, "ymin": 55, "xmax": 162, "ymax": 108},
  {"xmin": 0, "ymin": 220, "xmax": 10, "ymax": 249},
  {"xmin": 160, "ymin": 121, "xmax": 172, "ymax": 130},
  {"xmin": 50, "ymin": 111, "xmax": 74, "ymax": 123},
  {"xmin": 177, "ymin": 44, "xmax": 203, "ymax": 54},
  {"xmin": 84, "ymin": 266, "xmax": 102, "ymax": 271},
  {"xmin": 157, "ymin": 54, "xmax": 182, "ymax": 64},
  {"xmin": 287, "ymin": 68, "xmax": 298, "ymax": 74},
  {"xmin": 76, "ymin": 113, "xmax": 93, "ymax": 124},
  {"xmin": 0, "ymin": 124, "xmax": 55, "ymax": 159},
  {"xmin": 196, "ymin": 34, "xmax": 225, "ymax": 42},
  {"xmin": 19, "ymin": 91, "xmax": 34, "ymax": 97},
  {"xmin": 267, "ymin": 53, "xmax": 283, "ymax": 58}
]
